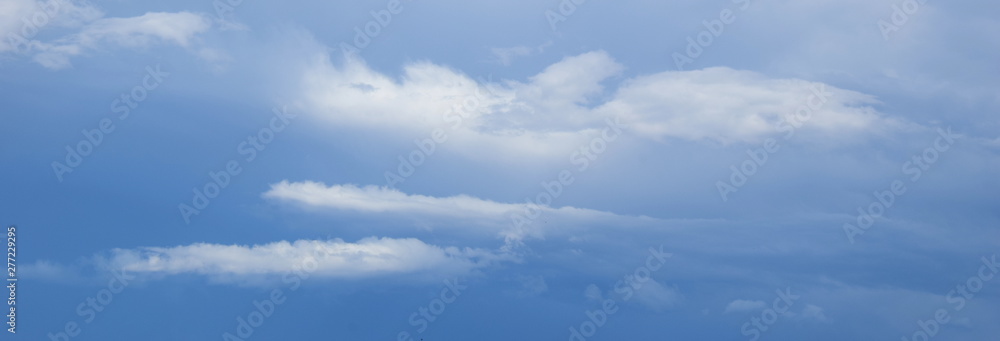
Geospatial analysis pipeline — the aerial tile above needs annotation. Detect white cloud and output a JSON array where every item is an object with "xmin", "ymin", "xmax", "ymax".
[
  {"xmin": 299, "ymin": 48, "xmax": 904, "ymax": 160},
  {"xmin": 504, "ymin": 50, "xmax": 624, "ymax": 132},
  {"xmin": 0, "ymin": 0, "xmax": 103, "ymax": 53},
  {"xmin": 724, "ymin": 299, "xmax": 767, "ymax": 313},
  {"xmin": 631, "ymin": 279, "xmax": 681, "ymax": 311},
  {"xmin": 263, "ymin": 180, "xmax": 634, "ymax": 246},
  {"xmin": 489, "ymin": 41, "xmax": 551, "ymax": 66},
  {"xmin": 264, "ymin": 180, "xmax": 523, "ymax": 217},
  {"xmin": 33, "ymin": 11, "xmax": 211, "ymax": 69},
  {"xmin": 510, "ymin": 274, "xmax": 548, "ymax": 297},
  {"xmin": 600, "ymin": 67, "xmax": 895, "ymax": 144},
  {"xmin": 73, "ymin": 11, "xmax": 208, "ymax": 47},
  {"xmin": 799, "ymin": 304, "xmax": 830, "ymax": 322},
  {"xmin": 0, "ymin": 0, "xmax": 211, "ymax": 69},
  {"xmin": 490, "ymin": 46, "xmax": 531, "ymax": 66},
  {"xmin": 584, "ymin": 280, "xmax": 679, "ymax": 311},
  {"xmin": 104, "ymin": 237, "xmax": 511, "ymax": 281},
  {"xmin": 19, "ymin": 259, "xmax": 83, "ymax": 283},
  {"xmin": 0, "ymin": 0, "xmax": 49, "ymax": 53},
  {"xmin": 299, "ymin": 51, "xmax": 598, "ymax": 161},
  {"xmin": 584, "ymin": 283, "xmax": 603, "ymax": 301}
]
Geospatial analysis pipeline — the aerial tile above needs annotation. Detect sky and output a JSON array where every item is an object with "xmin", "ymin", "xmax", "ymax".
[{"xmin": 1, "ymin": 0, "xmax": 999, "ymax": 340}]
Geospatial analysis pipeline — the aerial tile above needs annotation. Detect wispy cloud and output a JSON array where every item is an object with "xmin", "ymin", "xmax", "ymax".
[
  {"xmin": 724, "ymin": 299, "xmax": 767, "ymax": 313},
  {"xmin": 0, "ymin": 0, "xmax": 212, "ymax": 69},
  {"xmin": 264, "ymin": 180, "xmax": 523, "ymax": 217},
  {"xmin": 103, "ymin": 237, "xmax": 513, "ymax": 282},
  {"xmin": 33, "ymin": 11, "xmax": 211, "ymax": 69},
  {"xmin": 489, "ymin": 41, "xmax": 551, "ymax": 66},
  {"xmin": 262, "ymin": 180, "xmax": 641, "ymax": 245}
]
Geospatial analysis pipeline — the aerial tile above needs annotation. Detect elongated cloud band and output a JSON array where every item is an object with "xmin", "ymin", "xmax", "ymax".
[
  {"xmin": 264, "ymin": 180, "xmax": 534, "ymax": 217},
  {"xmin": 106, "ymin": 237, "xmax": 510, "ymax": 279}
]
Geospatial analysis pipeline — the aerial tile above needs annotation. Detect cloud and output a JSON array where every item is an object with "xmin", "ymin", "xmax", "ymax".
[
  {"xmin": 0, "ymin": 0, "xmax": 103, "ymax": 53},
  {"xmin": 584, "ymin": 283, "xmax": 603, "ymax": 301},
  {"xmin": 490, "ymin": 46, "xmax": 532, "ymax": 66},
  {"xmin": 510, "ymin": 274, "xmax": 548, "ymax": 297},
  {"xmin": 263, "ymin": 180, "xmax": 642, "ymax": 247},
  {"xmin": 299, "ymin": 50, "xmax": 597, "ymax": 160},
  {"xmin": 799, "ymin": 304, "xmax": 830, "ymax": 322},
  {"xmin": 601, "ymin": 67, "xmax": 899, "ymax": 144},
  {"xmin": 724, "ymin": 299, "xmax": 767, "ymax": 313},
  {"xmin": 19, "ymin": 259, "xmax": 84, "ymax": 283},
  {"xmin": 489, "ymin": 41, "xmax": 551, "ymax": 66},
  {"xmin": 0, "ymin": 0, "xmax": 211, "ymax": 69},
  {"xmin": 631, "ymin": 279, "xmax": 681, "ymax": 311},
  {"xmin": 264, "ymin": 180, "xmax": 524, "ymax": 217},
  {"xmin": 32, "ymin": 11, "xmax": 211, "ymax": 69},
  {"xmin": 298, "ymin": 48, "xmax": 906, "ymax": 162},
  {"xmin": 73, "ymin": 11, "xmax": 208, "ymax": 47},
  {"xmin": 583, "ymin": 279, "xmax": 679, "ymax": 311},
  {"xmin": 102, "ymin": 237, "xmax": 512, "ymax": 282}
]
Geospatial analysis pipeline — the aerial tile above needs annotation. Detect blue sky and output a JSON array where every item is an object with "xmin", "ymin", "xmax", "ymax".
[{"xmin": 2, "ymin": 0, "xmax": 999, "ymax": 340}]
